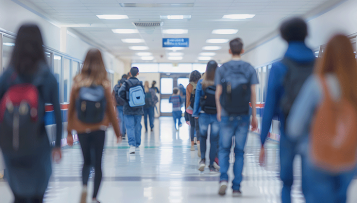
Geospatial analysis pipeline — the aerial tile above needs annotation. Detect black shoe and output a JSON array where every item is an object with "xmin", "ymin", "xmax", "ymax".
[
  {"xmin": 232, "ymin": 190, "xmax": 242, "ymax": 197},
  {"xmin": 209, "ymin": 165, "xmax": 219, "ymax": 173},
  {"xmin": 198, "ymin": 159, "xmax": 206, "ymax": 172},
  {"xmin": 151, "ymin": 128, "xmax": 154, "ymax": 132}
]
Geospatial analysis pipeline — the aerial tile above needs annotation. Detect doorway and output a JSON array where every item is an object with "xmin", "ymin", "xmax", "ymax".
[{"xmin": 160, "ymin": 73, "xmax": 189, "ymax": 117}]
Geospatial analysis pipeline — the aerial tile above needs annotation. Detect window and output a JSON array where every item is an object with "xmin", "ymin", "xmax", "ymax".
[
  {"xmin": 177, "ymin": 78, "xmax": 189, "ymax": 88},
  {"xmin": 63, "ymin": 58, "xmax": 70, "ymax": 103},
  {"xmin": 160, "ymin": 78, "xmax": 173, "ymax": 94},
  {"xmin": 192, "ymin": 63, "xmax": 207, "ymax": 73},
  {"xmin": 72, "ymin": 61, "xmax": 80, "ymax": 79},
  {"xmin": 2, "ymin": 36, "xmax": 15, "ymax": 71},
  {"xmin": 160, "ymin": 99, "xmax": 172, "ymax": 113},
  {"xmin": 159, "ymin": 63, "xmax": 192, "ymax": 73},
  {"xmin": 53, "ymin": 55, "xmax": 62, "ymax": 101}
]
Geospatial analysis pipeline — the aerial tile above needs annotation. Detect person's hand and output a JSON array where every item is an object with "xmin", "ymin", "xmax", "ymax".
[
  {"xmin": 52, "ymin": 147, "xmax": 62, "ymax": 163},
  {"xmin": 259, "ymin": 146, "xmax": 265, "ymax": 166},
  {"xmin": 251, "ymin": 116, "xmax": 258, "ymax": 131},
  {"xmin": 186, "ymin": 121, "xmax": 191, "ymax": 126},
  {"xmin": 67, "ymin": 133, "xmax": 74, "ymax": 146},
  {"xmin": 217, "ymin": 110, "xmax": 221, "ymax": 122}
]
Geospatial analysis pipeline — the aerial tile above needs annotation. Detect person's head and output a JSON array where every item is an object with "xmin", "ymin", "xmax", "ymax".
[
  {"xmin": 130, "ymin": 67, "xmax": 139, "ymax": 77},
  {"xmin": 229, "ymin": 38, "xmax": 244, "ymax": 56},
  {"xmin": 127, "ymin": 72, "xmax": 131, "ymax": 79},
  {"xmin": 316, "ymin": 34, "xmax": 357, "ymax": 110},
  {"xmin": 144, "ymin": 81, "xmax": 150, "ymax": 92},
  {"xmin": 202, "ymin": 60, "xmax": 218, "ymax": 89},
  {"xmin": 10, "ymin": 24, "xmax": 46, "ymax": 74},
  {"xmin": 122, "ymin": 74, "xmax": 127, "ymax": 79},
  {"xmin": 76, "ymin": 48, "xmax": 108, "ymax": 85},
  {"xmin": 280, "ymin": 17, "xmax": 308, "ymax": 43},
  {"xmin": 152, "ymin": 80, "xmax": 157, "ymax": 88},
  {"xmin": 189, "ymin": 70, "xmax": 201, "ymax": 83},
  {"xmin": 173, "ymin": 88, "xmax": 179, "ymax": 95}
]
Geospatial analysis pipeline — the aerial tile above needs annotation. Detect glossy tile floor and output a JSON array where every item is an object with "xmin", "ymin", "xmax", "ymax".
[{"xmin": 1, "ymin": 117, "xmax": 357, "ymax": 203}]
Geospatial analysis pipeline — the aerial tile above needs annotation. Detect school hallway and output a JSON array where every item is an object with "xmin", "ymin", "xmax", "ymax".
[{"xmin": 0, "ymin": 117, "xmax": 356, "ymax": 203}]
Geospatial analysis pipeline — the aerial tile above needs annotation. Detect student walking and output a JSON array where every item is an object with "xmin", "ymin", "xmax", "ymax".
[
  {"xmin": 113, "ymin": 74, "xmax": 127, "ymax": 139},
  {"xmin": 169, "ymin": 88, "xmax": 183, "ymax": 130},
  {"xmin": 215, "ymin": 38, "xmax": 259, "ymax": 196},
  {"xmin": 287, "ymin": 34, "xmax": 357, "ymax": 203},
  {"xmin": 143, "ymin": 81, "xmax": 158, "ymax": 132},
  {"xmin": 186, "ymin": 70, "xmax": 202, "ymax": 155},
  {"xmin": 67, "ymin": 48, "xmax": 122, "ymax": 203},
  {"xmin": 193, "ymin": 60, "xmax": 220, "ymax": 173},
  {"xmin": 259, "ymin": 17, "xmax": 315, "ymax": 203},
  {"xmin": 119, "ymin": 67, "xmax": 145, "ymax": 154},
  {"xmin": 0, "ymin": 24, "xmax": 62, "ymax": 203},
  {"xmin": 151, "ymin": 80, "xmax": 160, "ymax": 94}
]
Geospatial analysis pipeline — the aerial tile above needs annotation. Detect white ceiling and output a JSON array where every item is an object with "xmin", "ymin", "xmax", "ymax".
[{"xmin": 19, "ymin": 0, "xmax": 340, "ymax": 63}]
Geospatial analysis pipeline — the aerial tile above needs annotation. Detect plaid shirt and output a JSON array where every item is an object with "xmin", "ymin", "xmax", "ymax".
[{"xmin": 169, "ymin": 95, "xmax": 182, "ymax": 111}]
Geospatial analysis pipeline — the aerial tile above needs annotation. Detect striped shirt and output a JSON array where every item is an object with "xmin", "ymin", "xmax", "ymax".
[{"xmin": 169, "ymin": 95, "xmax": 182, "ymax": 111}]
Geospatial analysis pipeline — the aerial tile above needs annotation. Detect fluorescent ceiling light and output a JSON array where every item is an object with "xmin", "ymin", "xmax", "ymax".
[
  {"xmin": 136, "ymin": 52, "xmax": 152, "ymax": 56},
  {"xmin": 203, "ymin": 46, "xmax": 221, "ymax": 50},
  {"xmin": 166, "ymin": 47, "xmax": 185, "ymax": 51},
  {"xmin": 168, "ymin": 52, "xmax": 183, "ymax": 56},
  {"xmin": 223, "ymin": 14, "xmax": 255, "ymax": 20},
  {"xmin": 122, "ymin": 39, "xmax": 144, "ymax": 43},
  {"xmin": 141, "ymin": 56, "xmax": 154, "ymax": 60},
  {"xmin": 129, "ymin": 46, "xmax": 149, "ymax": 50},
  {"xmin": 160, "ymin": 15, "xmax": 191, "ymax": 20},
  {"xmin": 206, "ymin": 39, "xmax": 229, "ymax": 43},
  {"xmin": 199, "ymin": 52, "xmax": 216, "ymax": 56},
  {"xmin": 112, "ymin": 29, "xmax": 138, "ymax": 34},
  {"xmin": 198, "ymin": 57, "xmax": 212, "ymax": 61},
  {"xmin": 212, "ymin": 29, "xmax": 238, "ymax": 35},
  {"xmin": 3, "ymin": 43, "xmax": 15, "ymax": 46},
  {"xmin": 168, "ymin": 56, "xmax": 183, "ymax": 60},
  {"xmin": 97, "ymin": 15, "xmax": 128, "ymax": 19},
  {"xmin": 162, "ymin": 29, "xmax": 188, "ymax": 34}
]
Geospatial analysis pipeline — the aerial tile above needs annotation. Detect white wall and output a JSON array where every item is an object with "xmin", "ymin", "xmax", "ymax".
[{"xmin": 242, "ymin": 0, "xmax": 357, "ymax": 67}]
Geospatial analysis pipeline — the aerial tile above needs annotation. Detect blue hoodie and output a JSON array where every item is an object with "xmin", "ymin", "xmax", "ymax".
[{"xmin": 260, "ymin": 42, "xmax": 315, "ymax": 145}]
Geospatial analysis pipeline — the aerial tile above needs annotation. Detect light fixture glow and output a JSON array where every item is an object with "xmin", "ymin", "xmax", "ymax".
[
  {"xmin": 129, "ymin": 46, "xmax": 149, "ymax": 50},
  {"xmin": 168, "ymin": 52, "xmax": 183, "ymax": 56},
  {"xmin": 223, "ymin": 14, "xmax": 255, "ymax": 20},
  {"xmin": 203, "ymin": 46, "xmax": 221, "ymax": 51},
  {"xmin": 160, "ymin": 15, "xmax": 191, "ymax": 20},
  {"xmin": 3, "ymin": 43, "xmax": 15, "ymax": 46},
  {"xmin": 112, "ymin": 29, "xmax": 139, "ymax": 34},
  {"xmin": 141, "ymin": 56, "xmax": 154, "ymax": 60},
  {"xmin": 206, "ymin": 39, "xmax": 229, "ymax": 44},
  {"xmin": 168, "ymin": 56, "xmax": 183, "ymax": 60},
  {"xmin": 166, "ymin": 47, "xmax": 185, "ymax": 51},
  {"xmin": 97, "ymin": 15, "xmax": 129, "ymax": 19},
  {"xmin": 198, "ymin": 56, "xmax": 212, "ymax": 61},
  {"xmin": 136, "ymin": 52, "xmax": 152, "ymax": 56},
  {"xmin": 121, "ymin": 39, "xmax": 144, "ymax": 43},
  {"xmin": 162, "ymin": 29, "xmax": 188, "ymax": 34},
  {"xmin": 199, "ymin": 52, "xmax": 216, "ymax": 56},
  {"xmin": 212, "ymin": 29, "xmax": 238, "ymax": 35}
]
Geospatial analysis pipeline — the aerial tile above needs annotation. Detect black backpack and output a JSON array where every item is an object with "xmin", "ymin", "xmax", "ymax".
[
  {"xmin": 189, "ymin": 91, "xmax": 196, "ymax": 109},
  {"xmin": 113, "ymin": 84, "xmax": 125, "ymax": 106},
  {"xmin": 280, "ymin": 57, "xmax": 314, "ymax": 120},
  {"xmin": 200, "ymin": 85, "xmax": 217, "ymax": 114},
  {"xmin": 76, "ymin": 85, "xmax": 107, "ymax": 124}
]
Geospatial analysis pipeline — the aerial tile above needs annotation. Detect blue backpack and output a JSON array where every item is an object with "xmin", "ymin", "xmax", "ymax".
[
  {"xmin": 76, "ymin": 85, "xmax": 106, "ymax": 124},
  {"xmin": 126, "ymin": 80, "xmax": 145, "ymax": 108}
]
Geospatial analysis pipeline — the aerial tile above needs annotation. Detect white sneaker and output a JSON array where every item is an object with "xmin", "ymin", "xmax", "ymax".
[
  {"xmin": 136, "ymin": 146, "xmax": 140, "ymax": 151},
  {"xmin": 213, "ymin": 162, "xmax": 220, "ymax": 170},
  {"xmin": 218, "ymin": 181, "xmax": 228, "ymax": 196},
  {"xmin": 129, "ymin": 146, "xmax": 135, "ymax": 154},
  {"xmin": 80, "ymin": 186, "xmax": 87, "ymax": 203}
]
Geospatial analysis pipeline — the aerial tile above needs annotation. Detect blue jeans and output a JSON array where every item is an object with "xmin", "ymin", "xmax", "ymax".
[
  {"xmin": 117, "ymin": 106, "xmax": 126, "ymax": 135},
  {"xmin": 199, "ymin": 113, "xmax": 219, "ymax": 166},
  {"xmin": 172, "ymin": 111, "xmax": 182, "ymax": 129},
  {"xmin": 219, "ymin": 115, "xmax": 250, "ymax": 190},
  {"xmin": 305, "ymin": 160, "xmax": 355, "ymax": 203},
  {"xmin": 144, "ymin": 107, "xmax": 155, "ymax": 131},
  {"xmin": 124, "ymin": 115, "xmax": 142, "ymax": 147}
]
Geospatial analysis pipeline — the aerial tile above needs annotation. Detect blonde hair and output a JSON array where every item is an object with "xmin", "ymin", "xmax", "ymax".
[{"xmin": 144, "ymin": 81, "xmax": 150, "ymax": 92}]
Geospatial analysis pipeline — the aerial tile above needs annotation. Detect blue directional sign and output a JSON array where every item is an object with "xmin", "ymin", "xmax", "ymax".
[{"xmin": 163, "ymin": 38, "xmax": 189, "ymax": 47}]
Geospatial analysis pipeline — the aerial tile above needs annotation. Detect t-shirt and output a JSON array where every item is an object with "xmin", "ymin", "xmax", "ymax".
[
  {"xmin": 169, "ymin": 95, "xmax": 183, "ymax": 112},
  {"xmin": 214, "ymin": 60, "xmax": 259, "ymax": 116}
]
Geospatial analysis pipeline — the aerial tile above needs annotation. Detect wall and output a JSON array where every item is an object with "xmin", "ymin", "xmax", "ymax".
[
  {"xmin": 242, "ymin": 0, "xmax": 357, "ymax": 67},
  {"xmin": 138, "ymin": 73, "xmax": 161, "ymax": 117}
]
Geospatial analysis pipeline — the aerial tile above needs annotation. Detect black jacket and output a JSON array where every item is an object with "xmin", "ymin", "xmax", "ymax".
[{"xmin": 118, "ymin": 77, "xmax": 144, "ymax": 115}]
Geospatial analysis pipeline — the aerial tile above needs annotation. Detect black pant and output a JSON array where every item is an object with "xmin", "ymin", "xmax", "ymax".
[
  {"xmin": 14, "ymin": 195, "xmax": 44, "ymax": 203},
  {"xmin": 189, "ymin": 114, "xmax": 200, "ymax": 141},
  {"xmin": 78, "ymin": 130, "xmax": 105, "ymax": 199}
]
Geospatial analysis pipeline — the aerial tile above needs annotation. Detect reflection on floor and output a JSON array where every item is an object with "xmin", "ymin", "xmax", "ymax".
[{"xmin": 0, "ymin": 117, "xmax": 357, "ymax": 203}]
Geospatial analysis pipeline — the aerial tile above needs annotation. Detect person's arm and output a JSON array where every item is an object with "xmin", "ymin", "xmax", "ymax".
[
  {"xmin": 118, "ymin": 82, "xmax": 127, "ymax": 101},
  {"xmin": 193, "ymin": 81, "xmax": 203, "ymax": 117},
  {"xmin": 186, "ymin": 84, "xmax": 192, "ymax": 109},
  {"xmin": 250, "ymin": 85, "xmax": 258, "ymax": 130},
  {"xmin": 104, "ymin": 85, "xmax": 121, "ymax": 140},
  {"xmin": 287, "ymin": 76, "xmax": 320, "ymax": 139},
  {"xmin": 215, "ymin": 85, "xmax": 223, "ymax": 121},
  {"xmin": 156, "ymin": 87, "xmax": 160, "ymax": 94},
  {"xmin": 169, "ymin": 96, "xmax": 172, "ymax": 103}
]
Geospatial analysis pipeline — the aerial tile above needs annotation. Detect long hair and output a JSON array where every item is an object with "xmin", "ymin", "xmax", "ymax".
[
  {"xmin": 202, "ymin": 60, "xmax": 218, "ymax": 90},
  {"xmin": 151, "ymin": 80, "xmax": 157, "ymax": 88},
  {"xmin": 189, "ymin": 70, "xmax": 201, "ymax": 83},
  {"xmin": 10, "ymin": 24, "xmax": 47, "ymax": 74},
  {"xmin": 74, "ymin": 48, "xmax": 109, "ymax": 87},
  {"xmin": 144, "ymin": 81, "xmax": 150, "ymax": 92},
  {"xmin": 315, "ymin": 34, "xmax": 357, "ymax": 110}
]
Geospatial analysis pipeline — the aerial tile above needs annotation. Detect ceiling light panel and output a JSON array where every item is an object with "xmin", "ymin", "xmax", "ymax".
[
  {"xmin": 141, "ymin": 56, "xmax": 154, "ymax": 60},
  {"xmin": 168, "ymin": 52, "xmax": 184, "ymax": 56},
  {"xmin": 129, "ymin": 46, "xmax": 149, "ymax": 50},
  {"xmin": 198, "ymin": 57, "xmax": 212, "ymax": 61},
  {"xmin": 136, "ymin": 52, "xmax": 152, "ymax": 56},
  {"xmin": 203, "ymin": 46, "xmax": 221, "ymax": 50},
  {"xmin": 212, "ymin": 29, "xmax": 238, "ymax": 35},
  {"xmin": 200, "ymin": 52, "xmax": 216, "ymax": 56},
  {"xmin": 112, "ymin": 29, "xmax": 139, "ymax": 34},
  {"xmin": 97, "ymin": 15, "xmax": 129, "ymax": 19},
  {"xmin": 166, "ymin": 47, "xmax": 185, "ymax": 51},
  {"xmin": 206, "ymin": 39, "xmax": 229, "ymax": 43},
  {"xmin": 162, "ymin": 29, "xmax": 188, "ymax": 34},
  {"xmin": 223, "ymin": 14, "xmax": 255, "ymax": 19},
  {"xmin": 122, "ymin": 39, "xmax": 144, "ymax": 43},
  {"xmin": 168, "ymin": 56, "xmax": 183, "ymax": 60},
  {"xmin": 160, "ymin": 15, "xmax": 191, "ymax": 20}
]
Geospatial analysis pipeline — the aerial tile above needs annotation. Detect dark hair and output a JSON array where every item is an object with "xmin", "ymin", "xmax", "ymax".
[
  {"xmin": 173, "ymin": 88, "xmax": 179, "ymax": 94},
  {"xmin": 10, "ymin": 24, "xmax": 47, "ymax": 74},
  {"xmin": 152, "ymin": 80, "xmax": 157, "ymax": 88},
  {"xmin": 202, "ymin": 60, "xmax": 218, "ymax": 90},
  {"xmin": 122, "ymin": 74, "xmax": 127, "ymax": 79},
  {"xmin": 229, "ymin": 38, "xmax": 244, "ymax": 55},
  {"xmin": 189, "ymin": 70, "xmax": 201, "ymax": 83},
  {"xmin": 280, "ymin": 17, "xmax": 307, "ymax": 42},
  {"xmin": 130, "ymin": 67, "xmax": 139, "ymax": 76}
]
